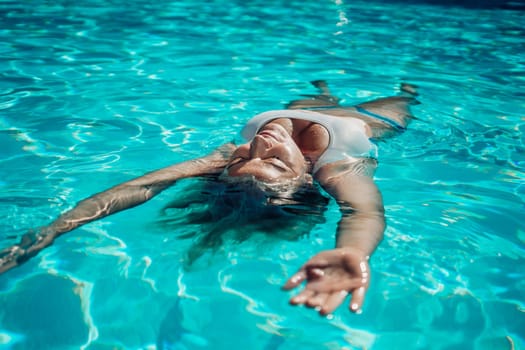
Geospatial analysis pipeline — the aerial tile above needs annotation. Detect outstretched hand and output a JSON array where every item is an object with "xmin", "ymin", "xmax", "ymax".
[
  {"xmin": 282, "ymin": 247, "xmax": 371, "ymax": 316},
  {"xmin": 0, "ymin": 229, "xmax": 54, "ymax": 274}
]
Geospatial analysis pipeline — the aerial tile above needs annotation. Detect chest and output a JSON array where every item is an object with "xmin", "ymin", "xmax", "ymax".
[{"xmin": 291, "ymin": 119, "xmax": 330, "ymax": 159}]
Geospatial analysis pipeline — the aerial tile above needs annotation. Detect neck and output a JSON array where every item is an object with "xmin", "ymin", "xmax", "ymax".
[{"xmin": 266, "ymin": 118, "xmax": 294, "ymax": 136}]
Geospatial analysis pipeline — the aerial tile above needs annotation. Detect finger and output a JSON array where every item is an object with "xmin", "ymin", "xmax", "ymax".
[
  {"xmin": 0, "ymin": 259, "xmax": 16, "ymax": 274},
  {"xmin": 290, "ymin": 289, "xmax": 315, "ymax": 305},
  {"xmin": 282, "ymin": 270, "xmax": 307, "ymax": 290},
  {"xmin": 319, "ymin": 290, "xmax": 348, "ymax": 315},
  {"xmin": 0, "ymin": 248, "xmax": 23, "ymax": 274},
  {"xmin": 349, "ymin": 286, "xmax": 367, "ymax": 313},
  {"xmin": 305, "ymin": 292, "xmax": 329, "ymax": 309}
]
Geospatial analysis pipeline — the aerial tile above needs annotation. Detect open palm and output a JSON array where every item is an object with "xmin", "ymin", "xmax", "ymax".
[{"xmin": 283, "ymin": 247, "xmax": 371, "ymax": 315}]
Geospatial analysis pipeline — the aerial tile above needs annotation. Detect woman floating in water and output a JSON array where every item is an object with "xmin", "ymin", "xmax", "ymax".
[{"xmin": 0, "ymin": 81, "xmax": 419, "ymax": 315}]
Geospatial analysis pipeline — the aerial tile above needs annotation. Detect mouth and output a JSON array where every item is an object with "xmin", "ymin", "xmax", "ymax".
[{"xmin": 257, "ymin": 130, "xmax": 278, "ymax": 141}]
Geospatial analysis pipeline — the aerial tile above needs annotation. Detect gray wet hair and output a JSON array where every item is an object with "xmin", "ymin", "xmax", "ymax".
[{"xmin": 219, "ymin": 170, "xmax": 312, "ymax": 203}]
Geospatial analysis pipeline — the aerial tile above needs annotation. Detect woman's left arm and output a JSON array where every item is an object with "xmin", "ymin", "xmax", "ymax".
[
  {"xmin": 283, "ymin": 160, "xmax": 385, "ymax": 315},
  {"xmin": 0, "ymin": 143, "xmax": 236, "ymax": 275}
]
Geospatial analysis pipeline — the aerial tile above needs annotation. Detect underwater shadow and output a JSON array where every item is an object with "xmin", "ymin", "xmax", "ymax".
[{"xmin": 156, "ymin": 297, "xmax": 286, "ymax": 350}]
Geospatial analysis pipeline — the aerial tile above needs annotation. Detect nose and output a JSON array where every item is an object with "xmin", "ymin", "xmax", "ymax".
[{"xmin": 249, "ymin": 135, "xmax": 271, "ymax": 158}]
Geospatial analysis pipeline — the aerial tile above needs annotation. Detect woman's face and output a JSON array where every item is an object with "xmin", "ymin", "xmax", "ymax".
[{"xmin": 226, "ymin": 122, "xmax": 306, "ymax": 182}]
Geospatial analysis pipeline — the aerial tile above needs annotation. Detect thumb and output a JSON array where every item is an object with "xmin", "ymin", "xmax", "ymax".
[{"xmin": 282, "ymin": 270, "xmax": 307, "ymax": 290}]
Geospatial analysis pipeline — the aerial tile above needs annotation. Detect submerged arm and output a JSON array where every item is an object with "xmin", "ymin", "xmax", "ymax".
[
  {"xmin": 316, "ymin": 160, "xmax": 385, "ymax": 256},
  {"xmin": 283, "ymin": 159, "xmax": 384, "ymax": 314},
  {"xmin": 0, "ymin": 143, "xmax": 235, "ymax": 274}
]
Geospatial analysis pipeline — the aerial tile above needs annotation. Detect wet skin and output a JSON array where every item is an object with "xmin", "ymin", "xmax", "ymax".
[
  {"xmin": 226, "ymin": 122, "xmax": 307, "ymax": 182},
  {"xmin": 0, "ymin": 81, "xmax": 419, "ymax": 316}
]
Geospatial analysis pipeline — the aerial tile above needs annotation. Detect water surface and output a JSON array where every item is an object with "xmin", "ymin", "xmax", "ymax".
[{"xmin": 0, "ymin": 1, "xmax": 524, "ymax": 349}]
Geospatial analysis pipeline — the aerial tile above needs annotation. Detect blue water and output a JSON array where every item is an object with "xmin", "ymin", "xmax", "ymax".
[{"xmin": 1, "ymin": 0, "xmax": 524, "ymax": 349}]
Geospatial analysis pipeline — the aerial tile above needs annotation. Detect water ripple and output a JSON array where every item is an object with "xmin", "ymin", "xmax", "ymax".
[{"xmin": 0, "ymin": 0, "xmax": 524, "ymax": 349}]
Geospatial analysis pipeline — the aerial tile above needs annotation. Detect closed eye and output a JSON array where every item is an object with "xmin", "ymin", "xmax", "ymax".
[{"xmin": 266, "ymin": 157, "xmax": 289, "ymax": 171}]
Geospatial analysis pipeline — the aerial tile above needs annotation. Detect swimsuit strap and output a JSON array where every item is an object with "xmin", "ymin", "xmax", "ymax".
[
  {"xmin": 295, "ymin": 105, "xmax": 406, "ymax": 131},
  {"xmin": 355, "ymin": 106, "xmax": 406, "ymax": 131}
]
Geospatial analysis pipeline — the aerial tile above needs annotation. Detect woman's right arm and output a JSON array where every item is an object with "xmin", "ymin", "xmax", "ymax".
[{"xmin": 0, "ymin": 143, "xmax": 236, "ymax": 274}]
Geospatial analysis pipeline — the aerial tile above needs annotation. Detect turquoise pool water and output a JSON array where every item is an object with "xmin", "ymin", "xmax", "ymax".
[{"xmin": 0, "ymin": 0, "xmax": 524, "ymax": 349}]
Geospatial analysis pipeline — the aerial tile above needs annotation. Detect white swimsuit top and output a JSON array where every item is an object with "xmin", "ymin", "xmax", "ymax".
[{"xmin": 241, "ymin": 110, "xmax": 378, "ymax": 174}]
